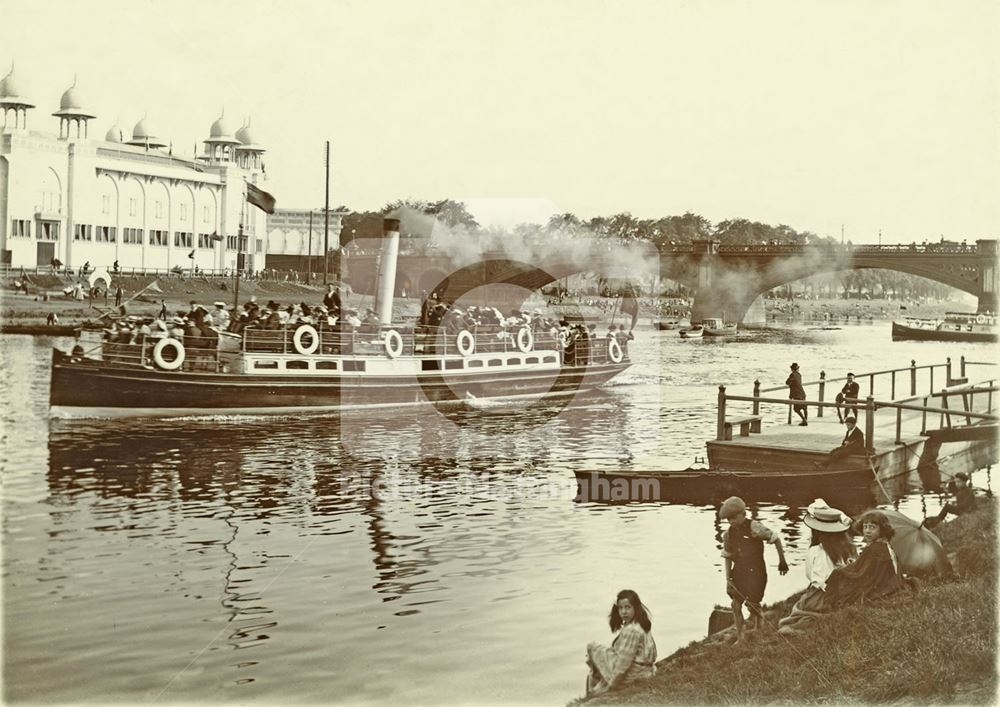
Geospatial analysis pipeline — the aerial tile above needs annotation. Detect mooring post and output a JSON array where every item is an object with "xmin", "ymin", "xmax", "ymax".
[
  {"xmin": 921, "ymin": 396, "xmax": 928, "ymax": 435},
  {"xmin": 865, "ymin": 395, "xmax": 875, "ymax": 452},
  {"xmin": 891, "ymin": 370, "xmax": 896, "ymax": 400},
  {"xmin": 910, "ymin": 360, "xmax": 917, "ymax": 396},
  {"xmin": 818, "ymin": 371, "xmax": 825, "ymax": 418},
  {"xmin": 752, "ymin": 380, "xmax": 760, "ymax": 416},
  {"xmin": 960, "ymin": 355, "xmax": 966, "ymax": 378},
  {"xmin": 717, "ymin": 385, "xmax": 727, "ymax": 441},
  {"xmin": 946, "ymin": 357, "xmax": 952, "ymax": 385}
]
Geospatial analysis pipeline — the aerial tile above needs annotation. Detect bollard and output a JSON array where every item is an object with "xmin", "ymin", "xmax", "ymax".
[
  {"xmin": 865, "ymin": 396, "xmax": 875, "ymax": 452},
  {"xmin": 818, "ymin": 371, "xmax": 825, "ymax": 418},
  {"xmin": 960, "ymin": 355, "xmax": 966, "ymax": 378},
  {"xmin": 752, "ymin": 380, "xmax": 760, "ymax": 416},
  {"xmin": 717, "ymin": 385, "xmax": 727, "ymax": 441},
  {"xmin": 947, "ymin": 357, "xmax": 952, "ymax": 384}
]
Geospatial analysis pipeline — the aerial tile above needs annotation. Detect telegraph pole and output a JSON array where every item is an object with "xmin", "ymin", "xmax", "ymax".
[{"xmin": 323, "ymin": 140, "xmax": 330, "ymax": 285}]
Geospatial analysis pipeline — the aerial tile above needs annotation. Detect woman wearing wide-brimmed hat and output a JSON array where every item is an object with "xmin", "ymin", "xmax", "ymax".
[{"xmin": 778, "ymin": 500, "xmax": 857, "ymax": 635}]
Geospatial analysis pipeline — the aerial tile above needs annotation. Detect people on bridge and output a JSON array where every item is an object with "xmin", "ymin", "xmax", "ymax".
[
  {"xmin": 786, "ymin": 362, "xmax": 808, "ymax": 426},
  {"xmin": 835, "ymin": 372, "xmax": 860, "ymax": 422}
]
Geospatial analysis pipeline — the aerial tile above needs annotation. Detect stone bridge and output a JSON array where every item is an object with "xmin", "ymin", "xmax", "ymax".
[{"xmin": 344, "ymin": 239, "xmax": 998, "ymax": 322}]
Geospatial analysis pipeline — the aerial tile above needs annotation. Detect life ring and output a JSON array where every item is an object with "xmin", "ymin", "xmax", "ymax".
[
  {"xmin": 293, "ymin": 325, "xmax": 320, "ymax": 355},
  {"xmin": 516, "ymin": 326, "xmax": 534, "ymax": 353},
  {"xmin": 976, "ymin": 314, "xmax": 986, "ymax": 324},
  {"xmin": 152, "ymin": 338, "xmax": 185, "ymax": 371},
  {"xmin": 456, "ymin": 329, "xmax": 475, "ymax": 356},
  {"xmin": 384, "ymin": 329, "xmax": 404, "ymax": 358},
  {"xmin": 608, "ymin": 338, "xmax": 624, "ymax": 363}
]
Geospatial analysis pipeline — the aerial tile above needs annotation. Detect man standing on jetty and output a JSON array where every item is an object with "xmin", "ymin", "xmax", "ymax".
[{"xmin": 786, "ymin": 362, "xmax": 808, "ymax": 426}]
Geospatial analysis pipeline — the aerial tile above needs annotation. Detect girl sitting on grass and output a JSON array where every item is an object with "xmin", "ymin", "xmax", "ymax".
[
  {"xmin": 825, "ymin": 509, "xmax": 905, "ymax": 607},
  {"xmin": 778, "ymin": 509, "xmax": 905, "ymax": 635},
  {"xmin": 585, "ymin": 589, "xmax": 657, "ymax": 696},
  {"xmin": 777, "ymin": 500, "xmax": 857, "ymax": 635}
]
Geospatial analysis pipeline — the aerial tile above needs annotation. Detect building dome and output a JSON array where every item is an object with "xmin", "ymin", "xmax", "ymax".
[
  {"xmin": 205, "ymin": 110, "xmax": 238, "ymax": 143},
  {"xmin": 53, "ymin": 78, "xmax": 96, "ymax": 119},
  {"xmin": 235, "ymin": 118, "xmax": 264, "ymax": 150},
  {"xmin": 0, "ymin": 64, "xmax": 34, "ymax": 107},
  {"xmin": 105, "ymin": 122, "xmax": 124, "ymax": 143},
  {"xmin": 127, "ymin": 117, "xmax": 167, "ymax": 148}
]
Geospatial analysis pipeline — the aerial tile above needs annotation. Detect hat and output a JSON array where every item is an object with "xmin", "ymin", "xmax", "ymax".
[
  {"xmin": 846, "ymin": 372, "xmax": 855, "ymax": 377},
  {"xmin": 844, "ymin": 416, "xmax": 857, "ymax": 425},
  {"xmin": 171, "ymin": 316, "xmax": 185, "ymax": 324},
  {"xmin": 954, "ymin": 472, "xmax": 970, "ymax": 482},
  {"xmin": 214, "ymin": 301, "xmax": 226, "ymax": 308},
  {"xmin": 718, "ymin": 496, "xmax": 746, "ymax": 520},
  {"xmin": 791, "ymin": 362, "xmax": 799, "ymax": 370},
  {"xmin": 803, "ymin": 500, "xmax": 851, "ymax": 532}
]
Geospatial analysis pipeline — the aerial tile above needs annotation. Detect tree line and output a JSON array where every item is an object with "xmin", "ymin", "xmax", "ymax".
[{"xmin": 337, "ymin": 200, "xmax": 963, "ymax": 302}]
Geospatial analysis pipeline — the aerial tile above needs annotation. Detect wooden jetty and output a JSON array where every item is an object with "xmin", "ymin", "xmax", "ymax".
[
  {"xmin": 576, "ymin": 356, "xmax": 998, "ymax": 508},
  {"xmin": 710, "ymin": 356, "xmax": 998, "ymax": 487}
]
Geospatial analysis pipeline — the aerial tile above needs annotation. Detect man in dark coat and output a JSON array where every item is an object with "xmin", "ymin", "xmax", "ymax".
[{"xmin": 819, "ymin": 416, "xmax": 865, "ymax": 468}]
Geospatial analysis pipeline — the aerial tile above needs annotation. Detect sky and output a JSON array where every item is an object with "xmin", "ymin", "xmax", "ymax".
[{"xmin": 2, "ymin": 0, "xmax": 998, "ymax": 243}]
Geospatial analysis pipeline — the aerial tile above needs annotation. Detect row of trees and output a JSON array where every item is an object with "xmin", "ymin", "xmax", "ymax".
[{"xmin": 337, "ymin": 199, "xmax": 963, "ymax": 302}]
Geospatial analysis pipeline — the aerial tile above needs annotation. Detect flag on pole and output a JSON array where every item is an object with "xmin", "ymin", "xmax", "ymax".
[
  {"xmin": 188, "ymin": 249, "xmax": 195, "ymax": 259},
  {"xmin": 246, "ymin": 183, "xmax": 276, "ymax": 214}
]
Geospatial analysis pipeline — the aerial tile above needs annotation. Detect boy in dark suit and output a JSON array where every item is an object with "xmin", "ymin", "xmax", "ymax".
[
  {"xmin": 835, "ymin": 372, "xmax": 860, "ymax": 422},
  {"xmin": 819, "ymin": 416, "xmax": 866, "ymax": 468}
]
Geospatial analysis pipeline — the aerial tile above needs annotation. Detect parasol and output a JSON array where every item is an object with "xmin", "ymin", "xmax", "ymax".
[
  {"xmin": 880, "ymin": 509, "xmax": 952, "ymax": 576},
  {"xmin": 87, "ymin": 268, "xmax": 113, "ymax": 290}
]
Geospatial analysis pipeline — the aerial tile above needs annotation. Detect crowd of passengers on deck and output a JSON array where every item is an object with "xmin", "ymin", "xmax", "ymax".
[{"xmin": 101, "ymin": 292, "xmax": 634, "ymax": 363}]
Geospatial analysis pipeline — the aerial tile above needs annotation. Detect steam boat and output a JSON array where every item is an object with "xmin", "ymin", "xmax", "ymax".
[
  {"xmin": 891, "ymin": 312, "xmax": 998, "ymax": 343},
  {"xmin": 49, "ymin": 219, "xmax": 632, "ymax": 418}
]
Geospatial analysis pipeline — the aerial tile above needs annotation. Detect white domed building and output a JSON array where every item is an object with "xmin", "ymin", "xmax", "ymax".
[{"xmin": 0, "ymin": 69, "xmax": 271, "ymax": 273}]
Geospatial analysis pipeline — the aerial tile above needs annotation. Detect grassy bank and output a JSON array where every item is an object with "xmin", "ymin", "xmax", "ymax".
[{"xmin": 579, "ymin": 502, "xmax": 996, "ymax": 705}]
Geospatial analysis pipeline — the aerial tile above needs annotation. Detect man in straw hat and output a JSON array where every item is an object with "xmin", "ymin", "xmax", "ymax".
[{"xmin": 718, "ymin": 496, "xmax": 788, "ymax": 643}]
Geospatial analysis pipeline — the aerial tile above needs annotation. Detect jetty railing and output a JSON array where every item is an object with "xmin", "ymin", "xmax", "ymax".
[
  {"xmin": 720, "ymin": 358, "xmax": 998, "ymax": 451},
  {"xmin": 758, "ymin": 356, "xmax": 993, "ymax": 423}
]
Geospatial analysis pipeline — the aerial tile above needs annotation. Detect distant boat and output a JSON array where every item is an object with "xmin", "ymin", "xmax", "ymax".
[
  {"xmin": 679, "ymin": 325, "xmax": 704, "ymax": 339},
  {"xmin": 891, "ymin": 312, "xmax": 997, "ymax": 343},
  {"xmin": 654, "ymin": 317, "xmax": 684, "ymax": 330},
  {"xmin": 701, "ymin": 317, "xmax": 738, "ymax": 337}
]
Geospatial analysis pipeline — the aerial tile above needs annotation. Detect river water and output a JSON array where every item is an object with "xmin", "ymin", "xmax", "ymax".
[{"xmin": 2, "ymin": 324, "xmax": 996, "ymax": 704}]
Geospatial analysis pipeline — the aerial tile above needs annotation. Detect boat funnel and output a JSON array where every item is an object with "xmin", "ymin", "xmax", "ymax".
[{"xmin": 374, "ymin": 217, "xmax": 401, "ymax": 326}]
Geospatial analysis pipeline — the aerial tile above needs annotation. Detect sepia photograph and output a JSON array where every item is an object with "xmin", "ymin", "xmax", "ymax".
[{"xmin": 1, "ymin": 1, "xmax": 997, "ymax": 704}]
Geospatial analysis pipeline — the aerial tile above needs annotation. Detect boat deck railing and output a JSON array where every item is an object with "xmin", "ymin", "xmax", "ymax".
[
  {"xmin": 239, "ymin": 324, "xmax": 564, "ymax": 357},
  {"xmin": 719, "ymin": 357, "xmax": 998, "ymax": 451},
  {"xmin": 86, "ymin": 324, "xmax": 627, "ymax": 372}
]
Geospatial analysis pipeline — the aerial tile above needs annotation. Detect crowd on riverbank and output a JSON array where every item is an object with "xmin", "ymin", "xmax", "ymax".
[{"xmin": 574, "ymin": 492, "xmax": 994, "ymax": 705}]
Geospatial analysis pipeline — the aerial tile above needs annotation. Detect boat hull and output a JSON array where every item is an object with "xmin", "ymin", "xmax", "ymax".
[
  {"xmin": 891, "ymin": 320, "xmax": 997, "ymax": 343},
  {"xmin": 49, "ymin": 349, "xmax": 630, "ymax": 417}
]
